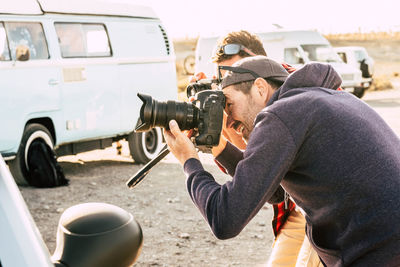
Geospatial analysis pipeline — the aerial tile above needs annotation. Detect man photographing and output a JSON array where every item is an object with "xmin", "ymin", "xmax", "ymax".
[
  {"xmin": 197, "ymin": 30, "xmax": 321, "ymax": 266},
  {"xmin": 164, "ymin": 56, "xmax": 400, "ymax": 266}
]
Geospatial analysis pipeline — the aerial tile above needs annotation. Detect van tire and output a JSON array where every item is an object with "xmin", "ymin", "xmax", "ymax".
[
  {"xmin": 8, "ymin": 123, "xmax": 54, "ymax": 186},
  {"xmin": 183, "ymin": 55, "xmax": 195, "ymax": 75},
  {"xmin": 128, "ymin": 128, "xmax": 164, "ymax": 164},
  {"xmin": 353, "ymin": 87, "xmax": 365, "ymax": 98}
]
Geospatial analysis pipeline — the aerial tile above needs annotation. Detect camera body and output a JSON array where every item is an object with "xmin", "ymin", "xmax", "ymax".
[
  {"xmin": 191, "ymin": 90, "xmax": 225, "ymax": 146},
  {"xmin": 135, "ymin": 89, "xmax": 225, "ymax": 147}
]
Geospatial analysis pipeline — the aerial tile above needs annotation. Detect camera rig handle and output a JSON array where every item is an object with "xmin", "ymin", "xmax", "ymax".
[
  {"xmin": 126, "ymin": 145, "xmax": 170, "ymax": 188},
  {"xmin": 126, "ymin": 129, "xmax": 200, "ymax": 189}
]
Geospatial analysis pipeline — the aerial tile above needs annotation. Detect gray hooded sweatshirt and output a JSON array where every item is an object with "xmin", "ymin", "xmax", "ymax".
[{"xmin": 183, "ymin": 63, "xmax": 400, "ymax": 266}]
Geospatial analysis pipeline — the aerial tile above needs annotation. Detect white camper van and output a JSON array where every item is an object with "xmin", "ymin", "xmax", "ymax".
[
  {"xmin": 195, "ymin": 30, "xmax": 363, "ymax": 96},
  {"xmin": 0, "ymin": 0, "xmax": 177, "ymax": 186},
  {"xmin": 334, "ymin": 46, "xmax": 374, "ymax": 98}
]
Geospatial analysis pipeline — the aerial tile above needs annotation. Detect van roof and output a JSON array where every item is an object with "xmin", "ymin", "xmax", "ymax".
[{"xmin": 0, "ymin": 0, "xmax": 158, "ymax": 19}]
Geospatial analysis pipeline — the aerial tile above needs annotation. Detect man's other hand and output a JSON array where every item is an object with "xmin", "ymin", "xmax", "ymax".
[
  {"xmin": 189, "ymin": 72, "xmax": 207, "ymax": 83},
  {"xmin": 212, "ymin": 113, "xmax": 246, "ymax": 158}
]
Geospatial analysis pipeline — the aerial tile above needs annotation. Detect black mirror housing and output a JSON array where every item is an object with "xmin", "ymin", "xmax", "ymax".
[{"xmin": 52, "ymin": 202, "xmax": 143, "ymax": 267}]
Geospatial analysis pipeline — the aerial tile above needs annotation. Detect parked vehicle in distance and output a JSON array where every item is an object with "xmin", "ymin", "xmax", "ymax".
[
  {"xmin": 195, "ymin": 30, "xmax": 364, "ymax": 97},
  {"xmin": 334, "ymin": 46, "xmax": 374, "ymax": 98},
  {"xmin": 0, "ymin": 0, "xmax": 177, "ymax": 187}
]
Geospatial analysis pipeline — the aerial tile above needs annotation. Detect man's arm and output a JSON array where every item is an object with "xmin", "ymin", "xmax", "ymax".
[
  {"xmin": 212, "ymin": 133, "xmax": 286, "ymax": 204},
  {"xmin": 165, "ymin": 113, "xmax": 297, "ymax": 239}
]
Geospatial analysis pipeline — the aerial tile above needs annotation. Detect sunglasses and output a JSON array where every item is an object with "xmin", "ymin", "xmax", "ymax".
[
  {"xmin": 217, "ymin": 65, "xmax": 260, "ymax": 83},
  {"xmin": 217, "ymin": 44, "xmax": 257, "ymax": 57}
]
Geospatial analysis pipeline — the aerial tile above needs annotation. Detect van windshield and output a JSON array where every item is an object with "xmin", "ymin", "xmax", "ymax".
[
  {"xmin": 354, "ymin": 49, "xmax": 368, "ymax": 62},
  {"xmin": 301, "ymin": 44, "xmax": 342, "ymax": 63}
]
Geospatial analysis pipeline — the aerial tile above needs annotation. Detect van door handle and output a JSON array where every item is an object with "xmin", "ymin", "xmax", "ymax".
[{"xmin": 48, "ymin": 79, "xmax": 60, "ymax": 86}]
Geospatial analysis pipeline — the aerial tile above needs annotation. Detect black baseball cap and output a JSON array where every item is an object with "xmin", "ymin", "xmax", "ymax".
[{"xmin": 221, "ymin": 55, "xmax": 289, "ymax": 89}]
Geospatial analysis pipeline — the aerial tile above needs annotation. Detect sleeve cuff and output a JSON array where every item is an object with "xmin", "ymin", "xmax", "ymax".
[
  {"xmin": 183, "ymin": 158, "xmax": 204, "ymax": 176},
  {"xmin": 215, "ymin": 141, "xmax": 244, "ymax": 176}
]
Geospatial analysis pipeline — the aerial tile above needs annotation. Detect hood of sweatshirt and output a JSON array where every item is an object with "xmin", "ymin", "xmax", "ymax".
[{"xmin": 268, "ymin": 62, "xmax": 343, "ymax": 105}]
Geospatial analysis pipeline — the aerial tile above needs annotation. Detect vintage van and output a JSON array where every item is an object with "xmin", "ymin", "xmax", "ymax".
[
  {"xmin": 334, "ymin": 46, "xmax": 375, "ymax": 98},
  {"xmin": 195, "ymin": 30, "xmax": 363, "ymax": 96},
  {"xmin": 0, "ymin": 0, "xmax": 177, "ymax": 186}
]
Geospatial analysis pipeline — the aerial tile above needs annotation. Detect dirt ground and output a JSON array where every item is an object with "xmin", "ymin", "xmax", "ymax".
[
  {"xmin": 20, "ymin": 147, "xmax": 274, "ymax": 267},
  {"xmin": 18, "ymin": 37, "xmax": 400, "ymax": 267}
]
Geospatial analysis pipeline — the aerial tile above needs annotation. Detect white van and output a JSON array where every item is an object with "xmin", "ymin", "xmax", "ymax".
[
  {"xmin": 195, "ymin": 30, "xmax": 363, "ymax": 96},
  {"xmin": 334, "ymin": 46, "xmax": 374, "ymax": 98},
  {"xmin": 0, "ymin": 0, "xmax": 177, "ymax": 186}
]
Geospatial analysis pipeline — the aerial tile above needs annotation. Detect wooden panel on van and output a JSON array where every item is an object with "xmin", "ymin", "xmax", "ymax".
[{"xmin": 63, "ymin": 68, "xmax": 86, "ymax": 82}]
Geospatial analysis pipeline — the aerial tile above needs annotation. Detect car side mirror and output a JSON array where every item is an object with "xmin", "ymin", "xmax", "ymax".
[
  {"xmin": 15, "ymin": 45, "xmax": 30, "ymax": 61},
  {"xmin": 52, "ymin": 202, "xmax": 143, "ymax": 267}
]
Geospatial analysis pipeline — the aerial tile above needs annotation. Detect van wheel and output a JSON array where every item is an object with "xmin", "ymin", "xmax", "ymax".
[
  {"xmin": 353, "ymin": 87, "xmax": 365, "ymax": 98},
  {"xmin": 128, "ymin": 128, "xmax": 164, "ymax": 164},
  {"xmin": 8, "ymin": 123, "xmax": 54, "ymax": 186},
  {"xmin": 183, "ymin": 55, "xmax": 195, "ymax": 75}
]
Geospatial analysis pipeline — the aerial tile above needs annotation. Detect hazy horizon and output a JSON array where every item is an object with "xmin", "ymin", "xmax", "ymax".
[{"xmin": 138, "ymin": 0, "xmax": 400, "ymax": 39}]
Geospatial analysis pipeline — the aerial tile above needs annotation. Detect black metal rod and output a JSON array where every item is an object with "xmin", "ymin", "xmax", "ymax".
[{"xmin": 126, "ymin": 146, "xmax": 170, "ymax": 188}]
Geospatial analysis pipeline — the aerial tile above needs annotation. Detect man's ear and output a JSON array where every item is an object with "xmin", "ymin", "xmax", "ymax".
[{"xmin": 254, "ymin": 78, "xmax": 271, "ymax": 101}]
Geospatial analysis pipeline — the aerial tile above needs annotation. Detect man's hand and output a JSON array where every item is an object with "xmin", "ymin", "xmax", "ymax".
[
  {"xmin": 222, "ymin": 112, "xmax": 247, "ymax": 150},
  {"xmin": 211, "ymin": 112, "xmax": 246, "ymax": 157},
  {"xmin": 163, "ymin": 120, "xmax": 199, "ymax": 165},
  {"xmin": 189, "ymin": 72, "xmax": 207, "ymax": 83}
]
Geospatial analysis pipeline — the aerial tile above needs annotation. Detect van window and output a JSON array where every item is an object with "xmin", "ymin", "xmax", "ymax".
[
  {"xmin": 4, "ymin": 22, "xmax": 49, "ymax": 60},
  {"xmin": 55, "ymin": 23, "xmax": 111, "ymax": 58},
  {"xmin": 301, "ymin": 44, "xmax": 341, "ymax": 63},
  {"xmin": 284, "ymin": 48, "xmax": 304, "ymax": 65},
  {"xmin": 337, "ymin": 52, "xmax": 347, "ymax": 63},
  {"xmin": 354, "ymin": 50, "xmax": 367, "ymax": 62},
  {"xmin": 0, "ymin": 23, "xmax": 11, "ymax": 61}
]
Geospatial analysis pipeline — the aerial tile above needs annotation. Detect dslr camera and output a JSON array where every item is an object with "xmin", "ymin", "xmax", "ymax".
[{"xmin": 135, "ymin": 80, "xmax": 225, "ymax": 147}]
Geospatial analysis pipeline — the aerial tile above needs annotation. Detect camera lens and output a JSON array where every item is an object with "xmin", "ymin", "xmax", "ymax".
[{"xmin": 135, "ymin": 93, "xmax": 199, "ymax": 132}]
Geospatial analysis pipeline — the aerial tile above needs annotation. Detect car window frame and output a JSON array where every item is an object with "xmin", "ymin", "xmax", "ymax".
[
  {"xmin": 3, "ymin": 21, "xmax": 50, "ymax": 60},
  {"xmin": 54, "ymin": 22, "xmax": 113, "ymax": 58},
  {"xmin": 0, "ymin": 22, "xmax": 11, "ymax": 61},
  {"xmin": 284, "ymin": 47, "xmax": 304, "ymax": 65}
]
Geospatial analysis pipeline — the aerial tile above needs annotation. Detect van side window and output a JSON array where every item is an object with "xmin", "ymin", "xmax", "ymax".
[
  {"xmin": 0, "ymin": 23, "xmax": 11, "ymax": 61},
  {"xmin": 284, "ymin": 48, "xmax": 304, "ymax": 65},
  {"xmin": 55, "ymin": 23, "xmax": 111, "ymax": 58},
  {"xmin": 337, "ymin": 52, "xmax": 347, "ymax": 63},
  {"xmin": 4, "ymin": 22, "xmax": 49, "ymax": 60},
  {"xmin": 354, "ymin": 50, "xmax": 367, "ymax": 62}
]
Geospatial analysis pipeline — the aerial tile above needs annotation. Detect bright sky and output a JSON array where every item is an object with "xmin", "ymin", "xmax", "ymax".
[{"xmin": 123, "ymin": 0, "xmax": 399, "ymax": 39}]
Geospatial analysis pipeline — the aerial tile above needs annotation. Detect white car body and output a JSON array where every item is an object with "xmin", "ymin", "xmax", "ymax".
[
  {"xmin": 0, "ymin": 156, "xmax": 53, "ymax": 266},
  {"xmin": 334, "ymin": 46, "xmax": 374, "ymax": 89}
]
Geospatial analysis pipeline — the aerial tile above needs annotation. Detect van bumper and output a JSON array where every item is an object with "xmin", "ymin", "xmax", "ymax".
[
  {"xmin": 361, "ymin": 78, "xmax": 373, "ymax": 89},
  {"xmin": 1, "ymin": 152, "xmax": 16, "ymax": 161},
  {"xmin": 341, "ymin": 87, "xmax": 355, "ymax": 93}
]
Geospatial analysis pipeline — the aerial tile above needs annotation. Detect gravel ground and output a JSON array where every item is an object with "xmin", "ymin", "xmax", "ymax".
[{"xmin": 20, "ymin": 145, "xmax": 275, "ymax": 267}]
